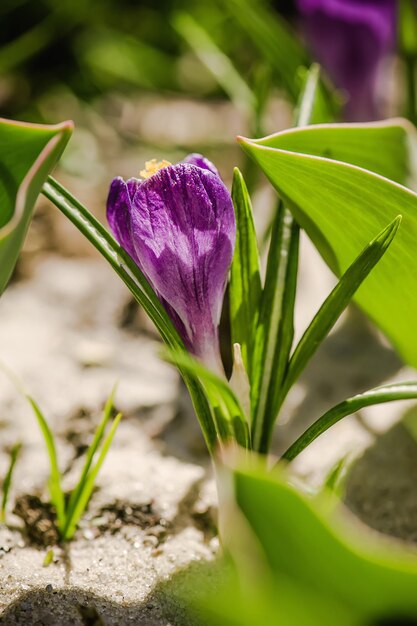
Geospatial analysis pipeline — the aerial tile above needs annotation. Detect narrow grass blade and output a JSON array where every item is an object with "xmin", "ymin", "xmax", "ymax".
[
  {"xmin": 281, "ymin": 382, "xmax": 417, "ymax": 462},
  {"xmin": 42, "ymin": 176, "xmax": 217, "ymax": 453},
  {"xmin": 43, "ymin": 549, "xmax": 54, "ymax": 567},
  {"xmin": 222, "ymin": 0, "xmax": 309, "ymax": 103},
  {"xmin": 321, "ymin": 454, "xmax": 351, "ymax": 498},
  {"xmin": 28, "ymin": 397, "xmax": 65, "ymax": 529},
  {"xmin": 63, "ymin": 413, "xmax": 122, "ymax": 540},
  {"xmin": 166, "ymin": 350, "xmax": 249, "ymax": 448},
  {"xmin": 279, "ymin": 216, "xmax": 401, "ymax": 404},
  {"xmin": 1, "ymin": 442, "xmax": 22, "ymax": 523},
  {"xmin": 42, "ymin": 177, "xmax": 178, "ymax": 348},
  {"xmin": 61, "ymin": 386, "xmax": 117, "ymax": 539},
  {"xmin": 229, "ymin": 168, "xmax": 261, "ymax": 383},
  {"xmin": 250, "ymin": 66, "xmax": 320, "ymax": 453},
  {"xmin": 173, "ymin": 12, "xmax": 255, "ymax": 115}
]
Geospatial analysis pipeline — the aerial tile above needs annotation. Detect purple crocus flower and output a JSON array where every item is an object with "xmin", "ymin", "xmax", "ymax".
[
  {"xmin": 107, "ymin": 154, "xmax": 235, "ymax": 374},
  {"xmin": 296, "ymin": 0, "xmax": 396, "ymax": 120}
]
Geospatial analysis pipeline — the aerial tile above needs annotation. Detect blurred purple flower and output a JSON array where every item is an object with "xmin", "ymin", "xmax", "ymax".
[
  {"xmin": 107, "ymin": 154, "xmax": 235, "ymax": 374},
  {"xmin": 296, "ymin": 0, "xmax": 397, "ymax": 120}
]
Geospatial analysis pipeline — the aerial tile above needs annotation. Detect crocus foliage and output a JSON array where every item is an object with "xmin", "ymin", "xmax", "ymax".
[
  {"xmin": 0, "ymin": 118, "xmax": 73, "ymax": 295},
  {"xmin": 174, "ymin": 459, "xmax": 417, "ymax": 625},
  {"xmin": 228, "ymin": 461, "xmax": 417, "ymax": 625},
  {"xmin": 296, "ymin": 0, "xmax": 396, "ymax": 120},
  {"xmin": 240, "ymin": 118, "xmax": 417, "ymax": 371},
  {"xmin": 107, "ymin": 154, "xmax": 236, "ymax": 375}
]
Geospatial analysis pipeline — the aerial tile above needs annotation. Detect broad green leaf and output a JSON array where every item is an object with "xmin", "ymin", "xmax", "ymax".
[
  {"xmin": 0, "ymin": 118, "xmax": 73, "ymax": 294},
  {"xmin": 280, "ymin": 217, "xmax": 401, "ymax": 403},
  {"xmin": 165, "ymin": 349, "xmax": 249, "ymax": 448},
  {"xmin": 182, "ymin": 556, "xmax": 355, "ymax": 626},
  {"xmin": 42, "ymin": 177, "xmax": 217, "ymax": 453},
  {"xmin": 229, "ymin": 168, "xmax": 261, "ymax": 382},
  {"xmin": 232, "ymin": 462, "xmax": 417, "ymax": 622},
  {"xmin": 239, "ymin": 120, "xmax": 417, "ymax": 368},
  {"xmin": 281, "ymin": 382, "xmax": 417, "ymax": 462}
]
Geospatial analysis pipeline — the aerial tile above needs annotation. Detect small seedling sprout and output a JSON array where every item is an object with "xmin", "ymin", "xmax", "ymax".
[
  {"xmin": 0, "ymin": 442, "xmax": 22, "ymax": 524},
  {"xmin": 0, "ymin": 363, "xmax": 121, "ymax": 541}
]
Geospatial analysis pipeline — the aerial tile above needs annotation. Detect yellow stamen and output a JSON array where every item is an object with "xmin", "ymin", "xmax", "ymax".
[{"xmin": 140, "ymin": 159, "xmax": 172, "ymax": 179}]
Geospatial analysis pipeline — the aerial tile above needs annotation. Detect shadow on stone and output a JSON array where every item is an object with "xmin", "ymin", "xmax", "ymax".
[{"xmin": 345, "ymin": 421, "xmax": 417, "ymax": 543}]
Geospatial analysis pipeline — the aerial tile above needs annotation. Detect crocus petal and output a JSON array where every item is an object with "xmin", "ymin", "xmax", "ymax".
[
  {"xmin": 296, "ymin": 0, "xmax": 396, "ymax": 120},
  {"xmin": 107, "ymin": 177, "xmax": 142, "ymax": 264},
  {"xmin": 182, "ymin": 153, "xmax": 219, "ymax": 176},
  {"xmin": 107, "ymin": 158, "xmax": 235, "ymax": 373}
]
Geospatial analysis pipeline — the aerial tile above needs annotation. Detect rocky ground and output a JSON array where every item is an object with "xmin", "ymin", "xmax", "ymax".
[
  {"xmin": 1, "ymin": 232, "xmax": 416, "ymax": 625},
  {"xmin": 1, "ymin": 95, "xmax": 417, "ymax": 624}
]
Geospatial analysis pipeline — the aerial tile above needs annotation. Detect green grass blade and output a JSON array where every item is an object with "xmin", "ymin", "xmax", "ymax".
[
  {"xmin": 229, "ymin": 168, "xmax": 261, "ymax": 383},
  {"xmin": 27, "ymin": 397, "xmax": 65, "ymax": 529},
  {"xmin": 250, "ymin": 201, "xmax": 299, "ymax": 452},
  {"xmin": 42, "ymin": 177, "xmax": 217, "ymax": 452},
  {"xmin": 280, "ymin": 216, "xmax": 401, "ymax": 403},
  {"xmin": 63, "ymin": 413, "xmax": 122, "ymax": 540},
  {"xmin": 1, "ymin": 442, "xmax": 22, "ymax": 523},
  {"xmin": 250, "ymin": 66, "xmax": 320, "ymax": 453},
  {"xmin": 166, "ymin": 350, "xmax": 249, "ymax": 448},
  {"xmin": 281, "ymin": 382, "xmax": 417, "ymax": 462},
  {"xmin": 173, "ymin": 12, "xmax": 256, "ymax": 115},
  {"xmin": 61, "ymin": 386, "xmax": 117, "ymax": 539},
  {"xmin": 42, "ymin": 177, "xmax": 178, "ymax": 349},
  {"xmin": 221, "ymin": 0, "xmax": 309, "ymax": 103}
]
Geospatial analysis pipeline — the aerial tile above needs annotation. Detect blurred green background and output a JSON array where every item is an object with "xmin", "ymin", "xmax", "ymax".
[{"xmin": 0, "ymin": 0, "xmax": 305, "ymax": 262}]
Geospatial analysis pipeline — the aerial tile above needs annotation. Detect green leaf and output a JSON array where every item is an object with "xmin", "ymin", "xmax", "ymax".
[
  {"xmin": 221, "ymin": 0, "xmax": 336, "ymax": 120},
  {"xmin": 246, "ymin": 119, "xmax": 415, "ymax": 185},
  {"xmin": 229, "ymin": 168, "xmax": 261, "ymax": 382},
  {"xmin": 0, "ymin": 118, "xmax": 72, "ymax": 294},
  {"xmin": 63, "ymin": 412, "xmax": 122, "ymax": 540},
  {"xmin": 250, "ymin": 66, "xmax": 320, "ymax": 454},
  {"xmin": 1, "ymin": 442, "xmax": 22, "ymax": 524},
  {"xmin": 221, "ymin": 0, "xmax": 308, "ymax": 103},
  {"xmin": 239, "ymin": 119, "xmax": 417, "ymax": 369},
  {"xmin": 165, "ymin": 349, "xmax": 249, "ymax": 448},
  {"xmin": 279, "ymin": 217, "xmax": 401, "ymax": 403},
  {"xmin": 231, "ymin": 462, "xmax": 417, "ymax": 621},
  {"xmin": 27, "ymin": 396, "xmax": 65, "ymax": 529},
  {"xmin": 42, "ymin": 177, "xmax": 217, "ymax": 453},
  {"xmin": 173, "ymin": 12, "xmax": 256, "ymax": 115},
  {"xmin": 281, "ymin": 382, "xmax": 417, "ymax": 462},
  {"xmin": 62, "ymin": 386, "xmax": 117, "ymax": 540}
]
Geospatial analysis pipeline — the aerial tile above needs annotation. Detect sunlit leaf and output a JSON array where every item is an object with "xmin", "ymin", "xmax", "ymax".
[
  {"xmin": 282, "ymin": 382, "xmax": 417, "ymax": 462},
  {"xmin": 229, "ymin": 168, "xmax": 261, "ymax": 382},
  {"xmin": 165, "ymin": 349, "xmax": 249, "ymax": 448},
  {"xmin": 250, "ymin": 66, "xmax": 319, "ymax": 453},
  {"xmin": 279, "ymin": 217, "xmax": 401, "ymax": 403},
  {"xmin": 231, "ymin": 462, "xmax": 417, "ymax": 621},
  {"xmin": 0, "ymin": 118, "xmax": 72, "ymax": 294},
  {"xmin": 239, "ymin": 119, "xmax": 417, "ymax": 368}
]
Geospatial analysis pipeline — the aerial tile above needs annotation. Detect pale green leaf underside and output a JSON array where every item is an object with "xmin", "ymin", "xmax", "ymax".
[
  {"xmin": 232, "ymin": 464, "xmax": 417, "ymax": 621},
  {"xmin": 240, "ymin": 119, "xmax": 417, "ymax": 368},
  {"xmin": 0, "ymin": 118, "xmax": 73, "ymax": 294},
  {"xmin": 252, "ymin": 119, "xmax": 416, "ymax": 185}
]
